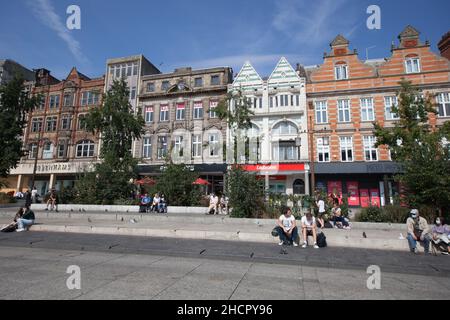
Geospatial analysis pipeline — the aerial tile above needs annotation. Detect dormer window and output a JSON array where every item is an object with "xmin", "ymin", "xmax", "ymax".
[
  {"xmin": 405, "ymin": 55, "xmax": 420, "ymax": 73},
  {"xmin": 334, "ymin": 62, "xmax": 348, "ymax": 80}
]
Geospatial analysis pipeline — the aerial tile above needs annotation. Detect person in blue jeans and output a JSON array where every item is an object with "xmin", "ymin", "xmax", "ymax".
[
  {"xmin": 16, "ymin": 207, "xmax": 35, "ymax": 232},
  {"xmin": 406, "ymin": 209, "xmax": 431, "ymax": 254},
  {"xmin": 275, "ymin": 207, "xmax": 299, "ymax": 246}
]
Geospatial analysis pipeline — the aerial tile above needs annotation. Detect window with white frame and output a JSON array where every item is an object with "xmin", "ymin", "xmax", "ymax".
[
  {"xmin": 273, "ymin": 141, "xmax": 298, "ymax": 161},
  {"xmin": 384, "ymin": 96, "xmax": 399, "ymax": 120},
  {"xmin": 363, "ymin": 136, "xmax": 378, "ymax": 161},
  {"xmin": 42, "ymin": 142, "xmax": 53, "ymax": 159},
  {"xmin": 340, "ymin": 136, "xmax": 353, "ymax": 162},
  {"xmin": 38, "ymin": 96, "xmax": 45, "ymax": 110},
  {"xmin": 29, "ymin": 143, "xmax": 38, "ymax": 159},
  {"xmin": 209, "ymin": 100, "xmax": 218, "ymax": 118},
  {"xmin": 130, "ymin": 86, "xmax": 136, "ymax": 100},
  {"xmin": 437, "ymin": 93, "xmax": 450, "ymax": 117},
  {"xmin": 193, "ymin": 101, "xmax": 203, "ymax": 119},
  {"xmin": 174, "ymin": 136, "xmax": 184, "ymax": 157},
  {"xmin": 360, "ymin": 97, "xmax": 375, "ymax": 121},
  {"xmin": 61, "ymin": 115, "xmax": 72, "ymax": 130},
  {"xmin": 57, "ymin": 141, "xmax": 67, "ymax": 158},
  {"xmin": 63, "ymin": 93, "xmax": 74, "ymax": 107},
  {"xmin": 46, "ymin": 116, "xmax": 57, "ymax": 132},
  {"xmin": 142, "ymin": 137, "xmax": 152, "ymax": 159},
  {"xmin": 317, "ymin": 137, "xmax": 330, "ymax": 162},
  {"xmin": 192, "ymin": 134, "xmax": 202, "ymax": 158},
  {"xmin": 335, "ymin": 63, "xmax": 348, "ymax": 80},
  {"xmin": 176, "ymin": 103, "xmax": 185, "ymax": 120},
  {"xmin": 78, "ymin": 114, "xmax": 87, "ymax": 130},
  {"xmin": 159, "ymin": 105, "xmax": 169, "ymax": 122},
  {"xmin": 76, "ymin": 140, "xmax": 95, "ymax": 157},
  {"xmin": 157, "ymin": 136, "xmax": 168, "ymax": 159},
  {"xmin": 209, "ymin": 133, "xmax": 219, "ymax": 157},
  {"xmin": 315, "ymin": 101, "xmax": 328, "ymax": 124},
  {"xmin": 338, "ymin": 99, "xmax": 351, "ymax": 122},
  {"xmin": 81, "ymin": 91, "xmax": 100, "ymax": 106},
  {"xmin": 144, "ymin": 106, "xmax": 154, "ymax": 123},
  {"xmin": 133, "ymin": 63, "xmax": 138, "ymax": 76},
  {"xmin": 31, "ymin": 118, "xmax": 43, "ymax": 133},
  {"xmin": 273, "ymin": 122, "xmax": 298, "ymax": 135},
  {"xmin": 405, "ymin": 57, "xmax": 420, "ymax": 74},
  {"xmin": 49, "ymin": 95, "xmax": 60, "ymax": 109}
]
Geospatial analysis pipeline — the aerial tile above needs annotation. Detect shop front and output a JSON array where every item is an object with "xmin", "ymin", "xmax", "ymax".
[
  {"xmin": 314, "ymin": 162, "xmax": 401, "ymax": 207},
  {"xmin": 241, "ymin": 163, "xmax": 310, "ymax": 195}
]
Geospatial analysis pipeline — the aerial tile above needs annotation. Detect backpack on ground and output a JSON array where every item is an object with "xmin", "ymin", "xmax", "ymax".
[
  {"xmin": 1, "ymin": 223, "xmax": 17, "ymax": 233},
  {"xmin": 317, "ymin": 232, "xmax": 327, "ymax": 247}
]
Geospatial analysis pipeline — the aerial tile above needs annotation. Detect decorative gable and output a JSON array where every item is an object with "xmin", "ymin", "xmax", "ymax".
[
  {"xmin": 232, "ymin": 61, "xmax": 263, "ymax": 91},
  {"xmin": 398, "ymin": 25, "xmax": 421, "ymax": 48},
  {"xmin": 268, "ymin": 57, "xmax": 301, "ymax": 89}
]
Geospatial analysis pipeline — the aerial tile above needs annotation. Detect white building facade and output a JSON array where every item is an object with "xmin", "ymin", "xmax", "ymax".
[{"xmin": 228, "ymin": 58, "xmax": 310, "ymax": 195}]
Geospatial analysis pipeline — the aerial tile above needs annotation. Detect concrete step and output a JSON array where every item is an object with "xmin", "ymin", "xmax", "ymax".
[
  {"xmin": 0, "ymin": 209, "xmax": 406, "ymax": 231},
  {"xmin": 0, "ymin": 217, "xmax": 411, "ymax": 251}
]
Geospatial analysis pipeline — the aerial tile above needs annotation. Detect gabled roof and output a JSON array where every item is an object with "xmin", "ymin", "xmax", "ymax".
[
  {"xmin": 330, "ymin": 34, "xmax": 349, "ymax": 47},
  {"xmin": 232, "ymin": 61, "xmax": 263, "ymax": 89},
  {"xmin": 66, "ymin": 67, "xmax": 91, "ymax": 81},
  {"xmin": 398, "ymin": 25, "xmax": 420, "ymax": 39},
  {"xmin": 268, "ymin": 57, "xmax": 301, "ymax": 87}
]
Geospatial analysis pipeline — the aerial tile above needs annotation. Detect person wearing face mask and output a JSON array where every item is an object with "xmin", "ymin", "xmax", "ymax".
[
  {"xmin": 431, "ymin": 217, "xmax": 450, "ymax": 255},
  {"xmin": 406, "ymin": 209, "xmax": 431, "ymax": 254}
]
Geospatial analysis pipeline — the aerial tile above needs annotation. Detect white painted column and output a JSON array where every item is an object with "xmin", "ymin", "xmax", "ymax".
[
  {"xmin": 16, "ymin": 175, "xmax": 23, "ymax": 192},
  {"xmin": 49, "ymin": 174, "xmax": 55, "ymax": 190}
]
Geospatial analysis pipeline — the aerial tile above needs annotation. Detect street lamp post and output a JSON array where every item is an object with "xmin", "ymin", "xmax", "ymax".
[{"xmin": 308, "ymin": 102, "xmax": 316, "ymax": 194}]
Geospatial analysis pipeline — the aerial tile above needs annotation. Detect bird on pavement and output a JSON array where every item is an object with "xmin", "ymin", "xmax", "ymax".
[
  {"xmin": 363, "ymin": 232, "xmax": 367, "ymax": 238},
  {"xmin": 88, "ymin": 217, "xmax": 92, "ymax": 223}
]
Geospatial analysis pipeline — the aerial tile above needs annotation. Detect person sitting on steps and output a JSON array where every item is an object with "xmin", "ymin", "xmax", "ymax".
[
  {"xmin": 274, "ymin": 206, "xmax": 299, "ymax": 247},
  {"xmin": 16, "ymin": 206, "xmax": 35, "ymax": 232},
  {"xmin": 406, "ymin": 209, "xmax": 431, "ymax": 254},
  {"xmin": 301, "ymin": 211, "xmax": 319, "ymax": 249},
  {"xmin": 45, "ymin": 189, "xmax": 58, "ymax": 212}
]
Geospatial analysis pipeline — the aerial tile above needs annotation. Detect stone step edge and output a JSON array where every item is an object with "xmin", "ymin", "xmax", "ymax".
[{"xmin": 29, "ymin": 224, "xmax": 410, "ymax": 251}]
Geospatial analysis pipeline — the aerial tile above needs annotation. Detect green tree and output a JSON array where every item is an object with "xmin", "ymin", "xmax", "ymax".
[
  {"xmin": 227, "ymin": 165, "xmax": 265, "ymax": 218},
  {"xmin": 154, "ymin": 163, "xmax": 201, "ymax": 206},
  {"xmin": 73, "ymin": 79, "xmax": 145, "ymax": 204},
  {"xmin": 0, "ymin": 77, "xmax": 41, "ymax": 187},
  {"xmin": 373, "ymin": 80, "xmax": 450, "ymax": 216}
]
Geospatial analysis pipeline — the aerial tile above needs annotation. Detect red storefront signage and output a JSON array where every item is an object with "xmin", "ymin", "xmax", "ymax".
[
  {"xmin": 370, "ymin": 189, "xmax": 380, "ymax": 207},
  {"xmin": 360, "ymin": 189, "xmax": 370, "ymax": 208},
  {"xmin": 347, "ymin": 181, "xmax": 360, "ymax": 206},
  {"xmin": 241, "ymin": 164, "xmax": 305, "ymax": 172},
  {"xmin": 327, "ymin": 181, "xmax": 343, "ymax": 204}
]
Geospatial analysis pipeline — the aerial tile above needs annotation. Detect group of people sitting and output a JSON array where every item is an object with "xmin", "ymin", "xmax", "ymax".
[
  {"xmin": 406, "ymin": 209, "xmax": 450, "ymax": 255},
  {"xmin": 273, "ymin": 206, "xmax": 326, "ymax": 248},
  {"xmin": 207, "ymin": 193, "xmax": 229, "ymax": 215},
  {"xmin": 139, "ymin": 193, "xmax": 167, "ymax": 213}
]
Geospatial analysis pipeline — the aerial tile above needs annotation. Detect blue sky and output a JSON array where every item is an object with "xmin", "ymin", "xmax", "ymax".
[{"xmin": 1, "ymin": 0, "xmax": 449, "ymax": 80}]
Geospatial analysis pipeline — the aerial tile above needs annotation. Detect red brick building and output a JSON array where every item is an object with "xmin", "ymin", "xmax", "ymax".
[
  {"xmin": 7, "ymin": 68, "xmax": 104, "ymax": 196},
  {"xmin": 306, "ymin": 26, "xmax": 450, "ymax": 207}
]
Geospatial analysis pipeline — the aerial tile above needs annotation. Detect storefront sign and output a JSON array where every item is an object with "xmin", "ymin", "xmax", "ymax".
[
  {"xmin": 242, "ymin": 163, "xmax": 305, "ymax": 173},
  {"xmin": 360, "ymin": 189, "xmax": 370, "ymax": 208},
  {"xmin": 370, "ymin": 189, "xmax": 380, "ymax": 207},
  {"xmin": 10, "ymin": 161, "xmax": 96, "ymax": 175},
  {"xmin": 347, "ymin": 181, "xmax": 360, "ymax": 206}
]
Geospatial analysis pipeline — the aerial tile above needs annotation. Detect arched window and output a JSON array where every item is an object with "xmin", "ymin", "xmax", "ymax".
[
  {"xmin": 42, "ymin": 142, "xmax": 54, "ymax": 159},
  {"xmin": 273, "ymin": 121, "xmax": 298, "ymax": 135},
  {"xmin": 293, "ymin": 179, "xmax": 305, "ymax": 195},
  {"xmin": 76, "ymin": 140, "xmax": 95, "ymax": 158}
]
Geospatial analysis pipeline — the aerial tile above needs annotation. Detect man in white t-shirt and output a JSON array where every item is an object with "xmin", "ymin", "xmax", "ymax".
[
  {"xmin": 301, "ymin": 212, "xmax": 319, "ymax": 249},
  {"xmin": 275, "ymin": 207, "xmax": 299, "ymax": 246},
  {"xmin": 317, "ymin": 198, "xmax": 325, "ymax": 215}
]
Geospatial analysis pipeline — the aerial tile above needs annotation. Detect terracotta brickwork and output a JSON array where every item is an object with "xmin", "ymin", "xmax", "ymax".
[{"xmin": 306, "ymin": 26, "xmax": 450, "ymax": 164}]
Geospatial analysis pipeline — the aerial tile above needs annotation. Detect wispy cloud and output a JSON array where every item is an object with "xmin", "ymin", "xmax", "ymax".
[
  {"xmin": 272, "ymin": 0, "xmax": 358, "ymax": 47},
  {"xmin": 26, "ymin": 0, "xmax": 89, "ymax": 65}
]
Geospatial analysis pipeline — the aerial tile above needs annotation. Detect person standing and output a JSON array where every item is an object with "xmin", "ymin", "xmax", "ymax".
[
  {"xmin": 31, "ymin": 186, "xmax": 38, "ymax": 203},
  {"xmin": 24, "ymin": 189, "xmax": 32, "ymax": 209},
  {"xmin": 406, "ymin": 209, "xmax": 431, "ymax": 254}
]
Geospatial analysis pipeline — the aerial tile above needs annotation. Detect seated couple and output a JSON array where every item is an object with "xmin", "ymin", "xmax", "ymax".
[{"xmin": 274, "ymin": 207, "xmax": 319, "ymax": 249}]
